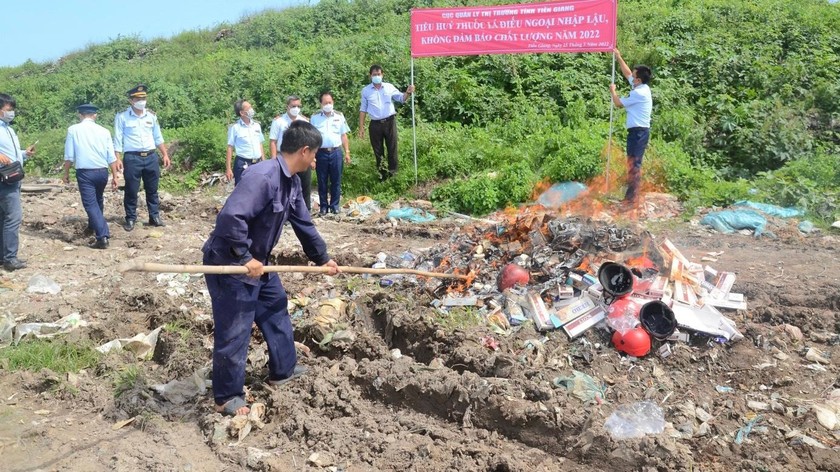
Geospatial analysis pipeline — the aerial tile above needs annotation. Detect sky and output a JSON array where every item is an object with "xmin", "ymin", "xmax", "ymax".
[{"xmin": 2, "ymin": 0, "xmax": 307, "ymax": 67}]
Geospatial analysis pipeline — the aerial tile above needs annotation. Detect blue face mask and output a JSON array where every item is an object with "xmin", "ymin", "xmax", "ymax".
[{"xmin": 372, "ymin": 75, "xmax": 383, "ymax": 85}]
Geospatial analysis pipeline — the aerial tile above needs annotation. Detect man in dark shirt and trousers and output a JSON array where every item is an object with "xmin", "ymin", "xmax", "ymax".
[
  {"xmin": 609, "ymin": 48, "xmax": 653, "ymax": 206},
  {"xmin": 358, "ymin": 65, "xmax": 415, "ymax": 181},
  {"xmin": 202, "ymin": 121, "xmax": 339, "ymax": 416}
]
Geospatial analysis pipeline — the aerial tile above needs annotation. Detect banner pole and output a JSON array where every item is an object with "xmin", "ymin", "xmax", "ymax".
[
  {"xmin": 606, "ymin": 51, "xmax": 616, "ymax": 195},
  {"xmin": 411, "ymin": 57, "xmax": 418, "ymax": 186}
]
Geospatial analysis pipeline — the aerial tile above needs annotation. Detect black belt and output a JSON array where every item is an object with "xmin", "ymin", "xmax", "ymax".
[
  {"xmin": 319, "ymin": 146, "xmax": 340, "ymax": 153},
  {"xmin": 125, "ymin": 150, "xmax": 156, "ymax": 157},
  {"xmin": 236, "ymin": 156, "xmax": 260, "ymax": 164},
  {"xmin": 371, "ymin": 115, "xmax": 395, "ymax": 124},
  {"xmin": 628, "ymin": 127, "xmax": 650, "ymax": 131}
]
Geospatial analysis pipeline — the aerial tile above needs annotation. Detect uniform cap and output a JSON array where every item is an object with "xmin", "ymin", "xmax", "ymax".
[
  {"xmin": 76, "ymin": 104, "xmax": 99, "ymax": 114},
  {"xmin": 127, "ymin": 84, "xmax": 148, "ymax": 98}
]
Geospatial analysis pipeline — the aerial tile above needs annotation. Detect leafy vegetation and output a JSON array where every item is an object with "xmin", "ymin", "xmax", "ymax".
[{"xmin": 2, "ymin": 0, "xmax": 838, "ymax": 219}]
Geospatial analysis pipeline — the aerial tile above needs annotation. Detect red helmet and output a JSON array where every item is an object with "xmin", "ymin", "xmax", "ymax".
[
  {"xmin": 606, "ymin": 296, "xmax": 643, "ymax": 320},
  {"xmin": 612, "ymin": 328, "xmax": 651, "ymax": 357}
]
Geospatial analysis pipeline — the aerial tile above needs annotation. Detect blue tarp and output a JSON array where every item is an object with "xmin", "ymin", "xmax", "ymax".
[
  {"xmin": 700, "ymin": 209, "xmax": 767, "ymax": 236},
  {"xmin": 733, "ymin": 200, "xmax": 804, "ymax": 218},
  {"xmin": 386, "ymin": 207, "xmax": 437, "ymax": 223}
]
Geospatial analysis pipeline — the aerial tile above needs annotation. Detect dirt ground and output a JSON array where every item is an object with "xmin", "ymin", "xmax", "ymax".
[{"xmin": 1, "ymin": 181, "xmax": 839, "ymax": 472}]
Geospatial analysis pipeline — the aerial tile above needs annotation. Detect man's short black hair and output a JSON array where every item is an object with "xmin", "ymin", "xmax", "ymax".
[
  {"xmin": 369, "ymin": 64, "xmax": 383, "ymax": 75},
  {"xmin": 319, "ymin": 91, "xmax": 333, "ymax": 103},
  {"xmin": 634, "ymin": 66, "xmax": 652, "ymax": 84},
  {"xmin": 233, "ymin": 99, "xmax": 246, "ymax": 116},
  {"xmin": 0, "ymin": 93, "xmax": 17, "ymax": 109},
  {"xmin": 280, "ymin": 120, "xmax": 322, "ymax": 154}
]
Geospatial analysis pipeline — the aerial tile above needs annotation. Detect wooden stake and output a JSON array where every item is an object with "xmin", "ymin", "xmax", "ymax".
[{"xmin": 119, "ymin": 261, "xmax": 469, "ymax": 280}]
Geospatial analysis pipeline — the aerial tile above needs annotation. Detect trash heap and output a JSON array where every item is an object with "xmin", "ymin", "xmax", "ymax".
[{"xmin": 375, "ymin": 212, "xmax": 746, "ymax": 357}]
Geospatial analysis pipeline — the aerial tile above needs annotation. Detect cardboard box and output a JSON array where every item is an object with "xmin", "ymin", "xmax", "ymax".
[
  {"xmin": 714, "ymin": 272, "xmax": 737, "ymax": 296},
  {"xmin": 563, "ymin": 306, "xmax": 606, "ymax": 338},
  {"xmin": 554, "ymin": 295, "xmax": 597, "ymax": 325},
  {"xmin": 525, "ymin": 292, "xmax": 555, "ymax": 331},
  {"xmin": 705, "ymin": 292, "xmax": 747, "ymax": 311}
]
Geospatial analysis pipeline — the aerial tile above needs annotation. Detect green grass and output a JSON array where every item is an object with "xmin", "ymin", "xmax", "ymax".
[
  {"xmin": 433, "ymin": 307, "xmax": 484, "ymax": 332},
  {"xmin": 0, "ymin": 339, "xmax": 100, "ymax": 374},
  {"xmin": 114, "ymin": 365, "xmax": 141, "ymax": 398}
]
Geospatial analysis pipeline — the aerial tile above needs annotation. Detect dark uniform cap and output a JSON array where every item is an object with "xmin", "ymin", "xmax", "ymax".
[
  {"xmin": 127, "ymin": 84, "xmax": 148, "ymax": 98},
  {"xmin": 76, "ymin": 104, "xmax": 99, "ymax": 114}
]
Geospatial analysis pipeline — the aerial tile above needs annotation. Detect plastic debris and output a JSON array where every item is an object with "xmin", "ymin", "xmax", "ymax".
[
  {"xmin": 604, "ymin": 401, "xmax": 666, "ymax": 440},
  {"xmin": 553, "ymin": 370, "xmax": 607, "ymax": 404},
  {"xmin": 537, "ymin": 182, "xmax": 587, "ymax": 209},
  {"xmin": 813, "ymin": 388, "xmax": 840, "ymax": 431},
  {"xmin": 804, "ymin": 347, "xmax": 831, "ymax": 364},
  {"xmin": 26, "ymin": 274, "xmax": 62, "ymax": 294},
  {"xmin": 343, "ymin": 195, "xmax": 381, "ymax": 219},
  {"xmin": 733, "ymin": 200, "xmax": 804, "ymax": 218},
  {"xmin": 386, "ymin": 207, "xmax": 436, "ymax": 223},
  {"xmin": 228, "ymin": 402, "xmax": 266, "ymax": 446},
  {"xmin": 13, "ymin": 313, "xmax": 88, "ymax": 344},
  {"xmin": 700, "ymin": 210, "xmax": 767, "ymax": 236},
  {"xmin": 671, "ymin": 302, "xmax": 743, "ymax": 341},
  {"xmin": 152, "ymin": 367, "xmax": 210, "ymax": 404},
  {"xmin": 715, "ymin": 385, "xmax": 735, "ymax": 393},
  {"xmin": 797, "ymin": 220, "xmax": 815, "ymax": 234},
  {"xmin": 734, "ymin": 415, "xmax": 762, "ymax": 444},
  {"xmin": 480, "ymin": 335, "xmax": 500, "ymax": 351},
  {"xmin": 96, "ymin": 326, "xmax": 163, "ymax": 358}
]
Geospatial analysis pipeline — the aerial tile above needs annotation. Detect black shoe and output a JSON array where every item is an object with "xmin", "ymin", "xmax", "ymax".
[
  {"xmin": 124, "ymin": 220, "xmax": 135, "ymax": 232},
  {"xmin": 149, "ymin": 216, "xmax": 165, "ymax": 227},
  {"xmin": 3, "ymin": 258, "xmax": 26, "ymax": 271},
  {"xmin": 90, "ymin": 237, "xmax": 109, "ymax": 249}
]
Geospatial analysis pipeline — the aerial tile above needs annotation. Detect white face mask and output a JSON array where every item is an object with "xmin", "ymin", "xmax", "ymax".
[
  {"xmin": 289, "ymin": 106, "xmax": 301, "ymax": 117},
  {"xmin": 245, "ymin": 108, "xmax": 255, "ymax": 119},
  {"xmin": 0, "ymin": 110, "xmax": 14, "ymax": 123},
  {"xmin": 133, "ymin": 100, "xmax": 147, "ymax": 110},
  {"xmin": 322, "ymin": 104, "xmax": 333, "ymax": 113}
]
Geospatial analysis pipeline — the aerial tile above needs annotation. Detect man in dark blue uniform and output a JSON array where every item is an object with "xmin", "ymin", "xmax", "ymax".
[{"xmin": 202, "ymin": 120, "xmax": 339, "ymax": 416}]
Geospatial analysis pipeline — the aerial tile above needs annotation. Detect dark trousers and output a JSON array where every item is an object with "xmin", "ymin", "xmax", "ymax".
[
  {"xmin": 625, "ymin": 127, "xmax": 650, "ymax": 203},
  {"xmin": 315, "ymin": 148, "xmax": 343, "ymax": 214},
  {"xmin": 123, "ymin": 151, "xmax": 160, "ymax": 223},
  {"xmin": 76, "ymin": 168, "xmax": 109, "ymax": 240},
  {"xmin": 297, "ymin": 167, "xmax": 312, "ymax": 212},
  {"xmin": 205, "ymin": 270, "xmax": 297, "ymax": 405},
  {"xmin": 0, "ymin": 181, "xmax": 22, "ymax": 262},
  {"xmin": 369, "ymin": 115, "xmax": 398, "ymax": 181},
  {"xmin": 233, "ymin": 156, "xmax": 260, "ymax": 186}
]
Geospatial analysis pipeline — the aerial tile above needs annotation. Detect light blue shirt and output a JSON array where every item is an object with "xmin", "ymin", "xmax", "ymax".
[
  {"xmin": 268, "ymin": 113, "xmax": 309, "ymax": 149},
  {"xmin": 360, "ymin": 82, "xmax": 406, "ymax": 120},
  {"xmin": 64, "ymin": 119, "xmax": 116, "ymax": 169},
  {"xmin": 619, "ymin": 76, "xmax": 652, "ymax": 129},
  {"xmin": 310, "ymin": 111, "xmax": 350, "ymax": 148},
  {"xmin": 113, "ymin": 106, "xmax": 164, "ymax": 153},
  {"xmin": 0, "ymin": 121, "xmax": 26, "ymax": 164},
  {"xmin": 227, "ymin": 118, "xmax": 265, "ymax": 160}
]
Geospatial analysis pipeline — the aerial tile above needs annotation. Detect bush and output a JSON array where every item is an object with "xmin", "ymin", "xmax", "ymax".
[{"xmin": 540, "ymin": 122, "xmax": 608, "ymax": 183}]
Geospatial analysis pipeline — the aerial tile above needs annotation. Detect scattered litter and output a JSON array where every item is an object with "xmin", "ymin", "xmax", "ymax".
[
  {"xmin": 112, "ymin": 417, "xmax": 137, "ymax": 430},
  {"xmin": 96, "ymin": 326, "xmax": 163, "ymax": 359},
  {"xmin": 13, "ymin": 313, "xmax": 88, "ymax": 344},
  {"xmin": 152, "ymin": 367, "xmax": 210, "ymax": 404},
  {"xmin": 228, "ymin": 402, "xmax": 266, "ymax": 446},
  {"xmin": 804, "ymin": 347, "xmax": 831, "ymax": 364},
  {"xmin": 734, "ymin": 415, "xmax": 762, "ymax": 444},
  {"xmin": 812, "ymin": 389, "xmax": 840, "ymax": 431},
  {"xmin": 386, "ymin": 207, "xmax": 436, "ymax": 223},
  {"xmin": 797, "ymin": 220, "xmax": 815, "ymax": 234},
  {"xmin": 343, "ymin": 196, "xmax": 381, "ymax": 220},
  {"xmin": 786, "ymin": 429, "xmax": 828, "ymax": 449},
  {"xmin": 604, "ymin": 401, "xmax": 665, "ymax": 440},
  {"xmin": 390, "ymin": 348, "xmax": 402, "ymax": 360},
  {"xmin": 553, "ymin": 370, "xmax": 607, "ymax": 404},
  {"xmin": 480, "ymin": 335, "xmax": 500, "ymax": 351},
  {"xmin": 715, "ymin": 385, "xmax": 734, "ymax": 393},
  {"xmin": 26, "ymin": 274, "xmax": 61, "ymax": 294},
  {"xmin": 747, "ymin": 401, "xmax": 770, "ymax": 411}
]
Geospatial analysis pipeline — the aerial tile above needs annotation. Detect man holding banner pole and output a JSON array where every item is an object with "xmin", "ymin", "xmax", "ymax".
[{"xmin": 609, "ymin": 48, "xmax": 653, "ymax": 207}]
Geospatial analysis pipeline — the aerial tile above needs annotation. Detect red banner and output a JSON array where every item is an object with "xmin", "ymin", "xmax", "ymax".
[{"xmin": 411, "ymin": 1, "xmax": 616, "ymax": 57}]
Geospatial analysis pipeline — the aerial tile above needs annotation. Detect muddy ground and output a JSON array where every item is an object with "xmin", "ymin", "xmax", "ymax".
[{"xmin": 1, "ymin": 182, "xmax": 839, "ymax": 472}]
